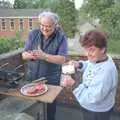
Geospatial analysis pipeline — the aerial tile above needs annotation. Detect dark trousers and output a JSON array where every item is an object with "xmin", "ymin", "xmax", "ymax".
[
  {"xmin": 82, "ymin": 107, "xmax": 113, "ymax": 120},
  {"xmin": 47, "ymin": 101, "xmax": 56, "ymax": 120},
  {"xmin": 46, "ymin": 79, "xmax": 60, "ymax": 120}
]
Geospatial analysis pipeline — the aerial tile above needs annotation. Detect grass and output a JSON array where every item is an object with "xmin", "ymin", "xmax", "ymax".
[
  {"xmin": 68, "ymin": 39, "xmax": 120, "ymax": 56},
  {"xmin": 108, "ymin": 40, "xmax": 120, "ymax": 55}
]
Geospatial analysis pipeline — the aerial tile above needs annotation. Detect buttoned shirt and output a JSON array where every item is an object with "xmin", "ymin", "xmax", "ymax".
[{"xmin": 73, "ymin": 56, "xmax": 118, "ymax": 112}]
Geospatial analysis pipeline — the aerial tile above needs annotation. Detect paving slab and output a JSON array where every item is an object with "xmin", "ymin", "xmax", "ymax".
[
  {"xmin": 14, "ymin": 113, "xmax": 35, "ymax": 120},
  {"xmin": 0, "ymin": 96, "xmax": 36, "ymax": 114},
  {"xmin": 0, "ymin": 111, "xmax": 17, "ymax": 120}
]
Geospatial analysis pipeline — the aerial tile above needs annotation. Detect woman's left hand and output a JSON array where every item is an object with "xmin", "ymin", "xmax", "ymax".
[{"xmin": 60, "ymin": 75, "xmax": 75, "ymax": 88}]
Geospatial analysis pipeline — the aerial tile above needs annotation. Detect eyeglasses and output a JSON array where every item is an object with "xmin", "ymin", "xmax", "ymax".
[{"xmin": 40, "ymin": 24, "xmax": 55, "ymax": 30}]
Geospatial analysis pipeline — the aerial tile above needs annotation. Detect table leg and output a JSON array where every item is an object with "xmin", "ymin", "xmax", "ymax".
[
  {"xmin": 43, "ymin": 103, "xmax": 47, "ymax": 120},
  {"xmin": 36, "ymin": 102, "xmax": 47, "ymax": 120}
]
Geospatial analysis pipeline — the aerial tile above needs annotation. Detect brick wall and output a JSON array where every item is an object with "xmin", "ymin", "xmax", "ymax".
[{"xmin": 0, "ymin": 17, "xmax": 38, "ymax": 40}]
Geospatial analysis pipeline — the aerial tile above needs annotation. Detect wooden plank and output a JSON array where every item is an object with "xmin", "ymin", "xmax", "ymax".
[{"xmin": 0, "ymin": 85, "xmax": 63, "ymax": 103}]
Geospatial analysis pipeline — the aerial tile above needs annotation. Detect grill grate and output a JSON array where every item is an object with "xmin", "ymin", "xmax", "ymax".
[{"xmin": 0, "ymin": 63, "xmax": 25, "ymax": 88}]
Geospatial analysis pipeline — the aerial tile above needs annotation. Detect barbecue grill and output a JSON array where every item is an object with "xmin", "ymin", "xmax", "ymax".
[{"xmin": 0, "ymin": 63, "xmax": 25, "ymax": 88}]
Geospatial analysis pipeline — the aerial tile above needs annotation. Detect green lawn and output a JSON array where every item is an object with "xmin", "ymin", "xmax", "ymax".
[
  {"xmin": 108, "ymin": 40, "xmax": 120, "ymax": 55},
  {"xmin": 68, "ymin": 39, "xmax": 120, "ymax": 56}
]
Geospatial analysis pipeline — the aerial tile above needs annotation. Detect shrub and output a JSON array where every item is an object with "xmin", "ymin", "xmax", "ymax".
[{"xmin": 0, "ymin": 37, "xmax": 24, "ymax": 54}]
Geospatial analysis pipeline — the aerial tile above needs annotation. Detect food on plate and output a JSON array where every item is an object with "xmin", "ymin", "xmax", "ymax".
[
  {"xmin": 20, "ymin": 81, "xmax": 48, "ymax": 96},
  {"xmin": 26, "ymin": 83, "xmax": 45, "ymax": 94}
]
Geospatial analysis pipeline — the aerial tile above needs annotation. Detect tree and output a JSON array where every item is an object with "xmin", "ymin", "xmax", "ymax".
[
  {"xmin": 81, "ymin": 0, "xmax": 114, "ymax": 17},
  {"xmin": 80, "ymin": 0, "xmax": 120, "ymax": 40},
  {"xmin": 0, "ymin": 0, "xmax": 12, "ymax": 8},
  {"xmin": 13, "ymin": 0, "xmax": 58, "ymax": 9},
  {"xmin": 13, "ymin": 0, "xmax": 78, "ymax": 38},
  {"xmin": 13, "ymin": 0, "xmax": 27, "ymax": 9},
  {"xmin": 32, "ymin": 0, "xmax": 57, "ymax": 9},
  {"xmin": 100, "ymin": 3, "xmax": 120, "ymax": 40},
  {"xmin": 55, "ymin": 0, "xmax": 78, "ymax": 37}
]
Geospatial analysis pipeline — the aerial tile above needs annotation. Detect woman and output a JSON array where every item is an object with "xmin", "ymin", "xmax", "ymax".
[{"xmin": 62, "ymin": 30, "xmax": 118, "ymax": 120}]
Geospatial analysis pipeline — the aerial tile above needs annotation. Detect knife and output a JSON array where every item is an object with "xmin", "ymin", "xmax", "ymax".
[{"xmin": 31, "ymin": 77, "xmax": 48, "ymax": 84}]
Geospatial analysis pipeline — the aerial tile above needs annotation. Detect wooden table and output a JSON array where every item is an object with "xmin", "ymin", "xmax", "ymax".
[{"xmin": 0, "ymin": 84, "xmax": 63, "ymax": 120}]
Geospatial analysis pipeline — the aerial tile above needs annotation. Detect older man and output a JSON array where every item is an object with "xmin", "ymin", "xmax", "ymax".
[{"xmin": 22, "ymin": 11, "xmax": 68, "ymax": 120}]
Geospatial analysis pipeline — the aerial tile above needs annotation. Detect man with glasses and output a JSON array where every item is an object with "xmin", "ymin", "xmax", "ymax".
[{"xmin": 22, "ymin": 11, "xmax": 68, "ymax": 120}]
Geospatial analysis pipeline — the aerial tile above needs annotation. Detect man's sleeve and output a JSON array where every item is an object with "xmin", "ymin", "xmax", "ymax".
[{"xmin": 58, "ymin": 35, "xmax": 68, "ymax": 56}]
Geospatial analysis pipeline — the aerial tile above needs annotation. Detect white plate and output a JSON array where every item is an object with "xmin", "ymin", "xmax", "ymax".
[{"xmin": 20, "ymin": 83, "xmax": 48, "ymax": 97}]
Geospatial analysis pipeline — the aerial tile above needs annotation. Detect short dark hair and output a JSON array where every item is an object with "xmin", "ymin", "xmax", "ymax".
[{"xmin": 80, "ymin": 30, "xmax": 107, "ymax": 49}]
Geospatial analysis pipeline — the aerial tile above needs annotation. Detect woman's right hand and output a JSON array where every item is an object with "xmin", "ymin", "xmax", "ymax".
[{"xmin": 68, "ymin": 60, "xmax": 80, "ymax": 68}]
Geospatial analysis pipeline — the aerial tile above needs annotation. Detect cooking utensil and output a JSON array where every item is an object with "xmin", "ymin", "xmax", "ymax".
[{"xmin": 32, "ymin": 77, "xmax": 48, "ymax": 84}]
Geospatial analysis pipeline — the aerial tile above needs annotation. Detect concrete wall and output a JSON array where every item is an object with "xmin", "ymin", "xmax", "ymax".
[{"xmin": 0, "ymin": 51, "xmax": 120, "ymax": 113}]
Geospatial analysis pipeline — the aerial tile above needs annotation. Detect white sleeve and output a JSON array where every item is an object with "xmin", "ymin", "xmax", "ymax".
[{"xmin": 73, "ymin": 70, "xmax": 113, "ymax": 104}]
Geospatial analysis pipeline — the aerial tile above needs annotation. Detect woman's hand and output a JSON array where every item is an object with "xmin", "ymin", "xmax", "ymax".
[
  {"xmin": 60, "ymin": 75, "xmax": 75, "ymax": 88},
  {"xmin": 68, "ymin": 60, "xmax": 80, "ymax": 68}
]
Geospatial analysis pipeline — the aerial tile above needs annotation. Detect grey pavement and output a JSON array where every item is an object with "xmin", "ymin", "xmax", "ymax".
[
  {"xmin": 56, "ymin": 104, "xmax": 120, "ymax": 120},
  {"xmin": 56, "ymin": 104, "xmax": 82, "ymax": 120},
  {"xmin": 0, "ymin": 96, "xmax": 120, "ymax": 120}
]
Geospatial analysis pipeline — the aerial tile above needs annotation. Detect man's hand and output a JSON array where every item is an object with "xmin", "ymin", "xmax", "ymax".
[
  {"xmin": 22, "ymin": 51, "xmax": 38, "ymax": 60},
  {"xmin": 31, "ymin": 49, "xmax": 48, "ymax": 60}
]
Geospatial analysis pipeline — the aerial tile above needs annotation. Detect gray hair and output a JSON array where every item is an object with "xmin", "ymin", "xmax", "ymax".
[{"xmin": 38, "ymin": 11, "xmax": 59, "ymax": 26}]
